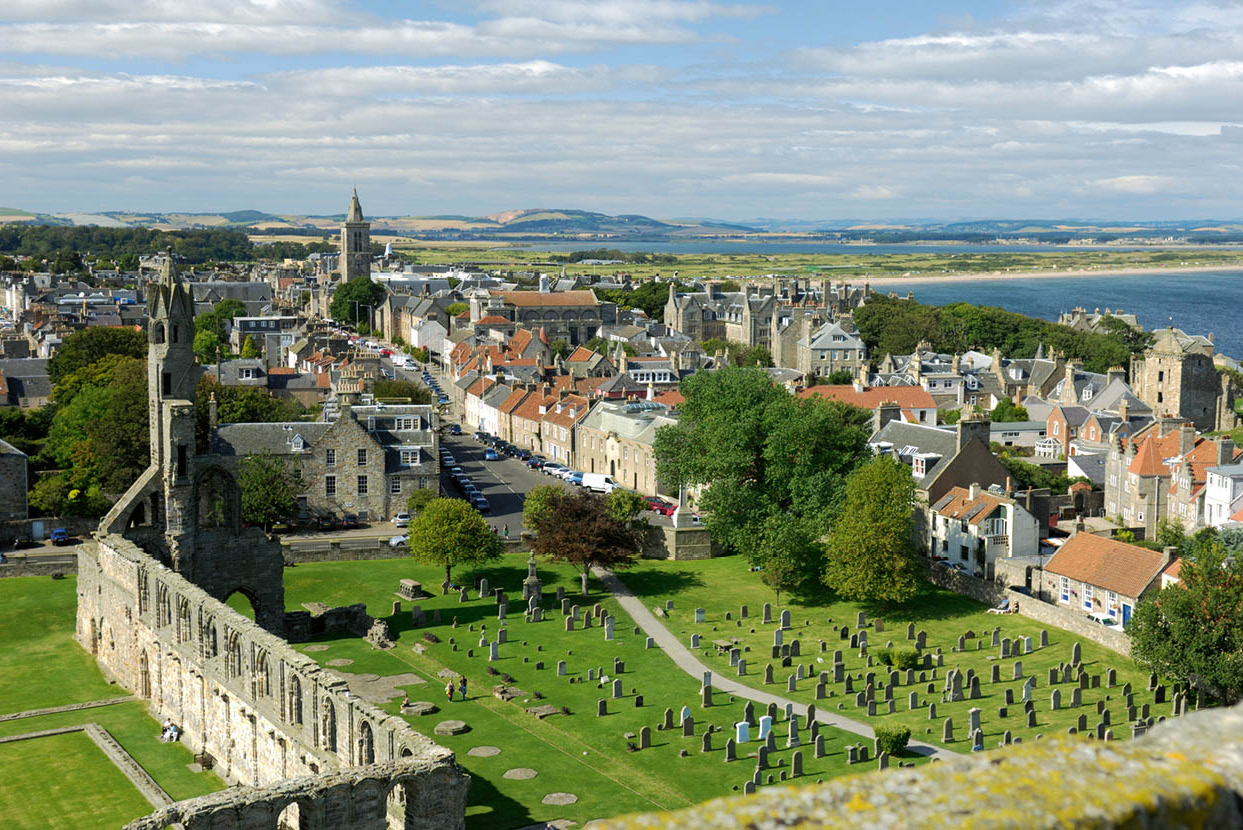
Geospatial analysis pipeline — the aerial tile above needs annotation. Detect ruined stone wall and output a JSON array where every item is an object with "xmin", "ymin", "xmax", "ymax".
[{"xmin": 76, "ymin": 533, "xmax": 459, "ymax": 798}]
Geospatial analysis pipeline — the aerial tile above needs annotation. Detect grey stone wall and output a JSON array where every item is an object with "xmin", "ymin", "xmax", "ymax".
[
  {"xmin": 1007, "ymin": 587, "xmax": 1132, "ymax": 656},
  {"xmin": 0, "ymin": 448, "xmax": 27, "ymax": 520}
]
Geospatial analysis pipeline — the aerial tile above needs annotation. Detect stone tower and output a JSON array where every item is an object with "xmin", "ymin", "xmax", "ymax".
[{"xmin": 338, "ymin": 187, "xmax": 371, "ymax": 281}]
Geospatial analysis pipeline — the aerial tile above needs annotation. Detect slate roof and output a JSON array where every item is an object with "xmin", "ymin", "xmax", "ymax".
[
  {"xmin": 870, "ymin": 421, "xmax": 959, "ymax": 483},
  {"xmin": 1044, "ymin": 533, "xmax": 1167, "ymax": 598},
  {"xmin": 213, "ymin": 422, "xmax": 330, "ymax": 456}
]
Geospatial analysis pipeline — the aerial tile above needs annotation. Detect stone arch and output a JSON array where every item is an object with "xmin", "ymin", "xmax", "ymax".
[
  {"xmin": 287, "ymin": 674, "xmax": 303, "ymax": 725},
  {"xmin": 152, "ymin": 322, "xmax": 165, "ymax": 344},
  {"xmin": 195, "ymin": 465, "xmax": 241, "ymax": 532},
  {"xmin": 200, "ymin": 613, "xmax": 218, "ymax": 658},
  {"xmin": 321, "ymin": 699, "xmax": 337, "ymax": 753},
  {"xmin": 139, "ymin": 650, "xmax": 151, "ymax": 698},
  {"xmin": 255, "ymin": 649, "xmax": 271, "ymax": 698},
  {"xmin": 177, "ymin": 597, "xmax": 193, "ymax": 644},
  {"xmin": 226, "ymin": 630, "xmax": 243, "ymax": 679},
  {"xmin": 276, "ymin": 798, "xmax": 319, "ymax": 830},
  {"xmin": 358, "ymin": 720, "xmax": 375, "ymax": 765},
  {"xmin": 384, "ymin": 778, "xmax": 412, "ymax": 830}
]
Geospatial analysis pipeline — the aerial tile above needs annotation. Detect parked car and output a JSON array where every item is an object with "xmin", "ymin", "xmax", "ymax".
[
  {"xmin": 341, "ymin": 514, "xmax": 360, "ymax": 529},
  {"xmin": 449, "ymin": 424, "xmax": 462, "ymax": 435},
  {"xmin": 645, "ymin": 496, "xmax": 676, "ymax": 516},
  {"xmin": 388, "ymin": 535, "xmax": 407, "ymax": 548},
  {"xmin": 1008, "ymin": 585, "xmax": 1033, "ymax": 597},
  {"xmin": 473, "ymin": 431, "xmax": 488, "ymax": 442},
  {"xmin": 526, "ymin": 455, "xmax": 546, "ymax": 470},
  {"xmin": 49, "ymin": 528, "xmax": 71, "ymax": 545},
  {"xmin": 315, "ymin": 515, "xmax": 340, "ymax": 531},
  {"xmin": 542, "ymin": 462, "xmax": 567, "ymax": 477},
  {"xmin": 449, "ymin": 466, "xmax": 464, "ymax": 479},
  {"xmin": 1087, "ymin": 611, "xmax": 1121, "ymax": 629},
  {"xmin": 515, "ymin": 448, "xmax": 531, "ymax": 461},
  {"xmin": 392, "ymin": 512, "xmax": 410, "ymax": 528},
  {"xmin": 471, "ymin": 494, "xmax": 491, "ymax": 513},
  {"xmin": 442, "ymin": 454, "xmax": 456, "ymax": 466},
  {"xmin": 484, "ymin": 449, "xmax": 499, "ymax": 461},
  {"xmin": 565, "ymin": 471, "xmax": 584, "ymax": 486},
  {"xmin": 580, "ymin": 473, "xmax": 618, "ymax": 494}
]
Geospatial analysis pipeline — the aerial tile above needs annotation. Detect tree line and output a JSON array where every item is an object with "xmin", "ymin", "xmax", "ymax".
[
  {"xmin": 552, "ymin": 249, "xmax": 678, "ymax": 265},
  {"xmin": 854, "ymin": 296, "xmax": 1153, "ymax": 374}
]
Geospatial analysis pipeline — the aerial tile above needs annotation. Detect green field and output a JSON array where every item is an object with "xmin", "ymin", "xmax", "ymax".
[
  {"xmin": 387, "ymin": 242, "xmax": 1243, "ymax": 283},
  {"xmin": 0, "ymin": 576, "xmax": 226, "ymax": 828}
]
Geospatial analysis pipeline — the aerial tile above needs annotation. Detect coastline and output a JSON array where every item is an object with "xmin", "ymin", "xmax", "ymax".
[{"xmin": 861, "ymin": 263, "xmax": 1243, "ymax": 286}]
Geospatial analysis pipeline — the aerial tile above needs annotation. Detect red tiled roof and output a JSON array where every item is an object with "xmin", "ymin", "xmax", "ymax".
[
  {"xmin": 1233, "ymin": 506, "xmax": 1243, "ymax": 522},
  {"xmin": 653, "ymin": 389, "xmax": 684, "ymax": 406},
  {"xmin": 1044, "ymin": 533, "xmax": 1167, "ymax": 598},
  {"xmin": 1163, "ymin": 558, "xmax": 1182, "ymax": 580},
  {"xmin": 499, "ymin": 388, "xmax": 529, "ymax": 415},
  {"xmin": 934, "ymin": 486, "xmax": 1009, "ymax": 526},
  {"xmin": 496, "ymin": 290, "xmax": 598, "ymax": 307},
  {"xmin": 477, "ymin": 315, "xmax": 510, "ymax": 325},
  {"xmin": 543, "ymin": 394, "xmax": 592, "ymax": 428},
  {"xmin": 566, "ymin": 346, "xmax": 598, "ymax": 363},
  {"xmin": 268, "ymin": 367, "xmax": 296, "ymax": 375},
  {"xmin": 797, "ymin": 384, "xmax": 936, "ymax": 410}
]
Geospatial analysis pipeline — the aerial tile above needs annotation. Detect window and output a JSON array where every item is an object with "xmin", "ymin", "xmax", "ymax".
[
  {"xmin": 1082, "ymin": 584, "xmax": 1093, "ymax": 610},
  {"xmin": 357, "ymin": 475, "xmax": 368, "ymax": 495},
  {"xmin": 357, "ymin": 448, "xmax": 367, "ymax": 466},
  {"xmin": 1158, "ymin": 370, "xmax": 1164, "ymax": 383},
  {"xmin": 172, "ymin": 324, "xmax": 179, "ymax": 343},
  {"xmin": 325, "ymin": 449, "xmax": 336, "ymax": 467},
  {"xmin": 1157, "ymin": 392, "xmax": 1163, "ymax": 403},
  {"xmin": 239, "ymin": 368, "xmax": 255, "ymax": 380},
  {"xmin": 325, "ymin": 475, "xmax": 336, "ymax": 496},
  {"xmin": 1053, "ymin": 421, "xmax": 1060, "ymax": 437},
  {"xmin": 1059, "ymin": 576, "xmax": 1070, "ymax": 603},
  {"xmin": 400, "ymin": 449, "xmax": 419, "ymax": 465},
  {"xmin": 162, "ymin": 372, "xmax": 171, "ymax": 395},
  {"xmin": 913, "ymin": 457, "xmax": 926, "ymax": 476},
  {"xmin": 390, "ymin": 477, "xmax": 401, "ymax": 495},
  {"xmin": 960, "ymin": 545, "xmax": 969, "ymax": 561},
  {"xmin": 396, "ymin": 416, "xmax": 415, "ymax": 430}
]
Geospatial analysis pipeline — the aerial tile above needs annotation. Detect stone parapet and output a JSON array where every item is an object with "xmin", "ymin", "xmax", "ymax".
[{"xmin": 598, "ymin": 702, "xmax": 1243, "ymax": 830}]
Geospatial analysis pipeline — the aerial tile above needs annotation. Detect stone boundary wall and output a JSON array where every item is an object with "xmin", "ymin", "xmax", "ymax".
[
  {"xmin": 600, "ymin": 702, "xmax": 1243, "ymax": 830},
  {"xmin": 77, "ymin": 533, "xmax": 456, "ymax": 792},
  {"xmin": 0, "ymin": 517, "xmax": 96, "ymax": 545},
  {"xmin": 282, "ymin": 541, "xmax": 408, "ymax": 565},
  {"xmin": 925, "ymin": 562, "xmax": 1132, "ymax": 656},
  {"xmin": 125, "ymin": 758, "xmax": 469, "ymax": 830},
  {"xmin": 0, "ymin": 558, "xmax": 77, "ymax": 578},
  {"xmin": 0, "ymin": 695, "xmax": 135, "ymax": 723}
]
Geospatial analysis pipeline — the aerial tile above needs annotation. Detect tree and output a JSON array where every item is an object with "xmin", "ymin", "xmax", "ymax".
[
  {"xmin": 1129, "ymin": 543, "xmax": 1243, "ymax": 704},
  {"xmin": 655, "ymin": 366, "xmax": 870, "ymax": 564},
  {"xmin": 48, "ymin": 326, "xmax": 146, "ymax": 385},
  {"xmin": 990, "ymin": 398, "xmax": 1029, "ymax": 423},
  {"xmin": 372, "ymin": 379, "xmax": 433, "ymax": 405},
  {"xmin": 406, "ymin": 487, "xmax": 437, "ymax": 514},
  {"xmin": 549, "ymin": 339, "xmax": 572, "ymax": 361},
  {"xmin": 824, "ymin": 369, "xmax": 854, "ymax": 385},
  {"xmin": 444, "ymin": 302, "xmax": 469, "ymax": 318},
  {"xmin": 585, "ymin": 336, "xmax": 636, "ymax": 357},
  {"xmin": 239, "ymin": 452, "xmax": 302, "ymax": 531},
  {"xmin": 529, "ymin": 490, "xmax": 644, "ymax": 594},
  {"xmin": 606, "ymin": 488, "xmax": 647, "ymax": 526},
  {"xmin": 823, "ymin": 456, "xmax": 921, "ymax": 603},
  {"xmin": 406, "ymin": 498, "xmax": 503, "ymax": 586},
  {"xmin": 522, "ymin": 484, "xmax": 563, "ymax": 533},
  {"xmin": 329, "ymin": 275, "xmax": 386, "ymax": 326},
  {"xmin": 756, "ymin": 515, "xmax": 823, "ymax": 604},
  {"xmin": 239, "ymin": 335, "xmax": 260, "ymax": 359},
  {"xmin": 46, "ymin": 356, "xmax": 149, "ymax": 493},
  {"xmin": 193, "ymin": 328, "xmax": 226, "ymax": 364}
]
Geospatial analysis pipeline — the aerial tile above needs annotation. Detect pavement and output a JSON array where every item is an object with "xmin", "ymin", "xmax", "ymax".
[{"xmin": 593, "ymin": 566, "xmax": 945, "ymax": 758}]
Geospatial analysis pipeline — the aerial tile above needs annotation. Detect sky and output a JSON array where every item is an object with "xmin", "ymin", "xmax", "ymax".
[{"xmin": 3, "ymin": 0, "xmax": 1243, "ymax": 221}]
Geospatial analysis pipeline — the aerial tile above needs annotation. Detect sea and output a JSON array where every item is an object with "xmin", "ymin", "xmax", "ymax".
[{"xmin": 870, "ymin": 270, "xmax": 1243, "ymax": 362}]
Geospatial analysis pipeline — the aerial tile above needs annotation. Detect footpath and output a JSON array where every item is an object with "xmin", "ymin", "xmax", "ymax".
[{"xmin": 593, "ymin": 567, "xmax": 944, "ymax": 759}]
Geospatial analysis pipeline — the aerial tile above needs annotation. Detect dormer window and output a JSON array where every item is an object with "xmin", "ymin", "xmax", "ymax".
[
  {"xmin": 913, "ymin": 457, "xmax": 926, "ymax": 476},
  {"xmin": 291, "ymin": 434, "xmax": 304, "ymax": 451}
]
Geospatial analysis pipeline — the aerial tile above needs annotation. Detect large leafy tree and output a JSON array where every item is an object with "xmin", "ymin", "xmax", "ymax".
[
  {"xmin": 372, "ymin": 379, "xmax": 433, "ymax": 405},
  {"xmin": 654, "ymin": 366, "xmax": 870, "ymax": 565},
  {"xmin": 48, "ymin": 326, "xmax": 145, "ymax": 385},
  {"xmin": 756, "ymin": 514, "xmax": 823, "ymax": 604},
  {"xmin": 522, "ymin": 483, "xmax": 563, "ymax": 533},
  {"xmin": 823, "ymin": 456, "xmax": 921, "ymax": 604},
  {"xmin": 529, "ymin": 489, "xmax": 644, "ymax": 595},
  {"xmin": 329, "ymin": 275, "xmax": 385, "ymax": 326},
  {"xmin": 406, "ymin": 498, "xmax": 503, "ymax": 587},
  {"xmin": 1129, "ymin": 543, "xmax": 1243, "ymax": 704},
  {"xmin": 239, "ymin": 452, "xmax": 302, "ymax": 531}
]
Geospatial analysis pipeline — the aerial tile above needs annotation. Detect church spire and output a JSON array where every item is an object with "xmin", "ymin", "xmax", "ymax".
[{"xmin": 347, "ymin": 187, "xmax": 364, "ymax": 223}]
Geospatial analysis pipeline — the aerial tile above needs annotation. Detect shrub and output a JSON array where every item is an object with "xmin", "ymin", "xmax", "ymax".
[
  {"xmin": 874, "ymin": 724, "xmax": 911, "ymax": 755},
  {"xmin": 891, "ymin": 647, "xmax": 921, "ymax": 670}
]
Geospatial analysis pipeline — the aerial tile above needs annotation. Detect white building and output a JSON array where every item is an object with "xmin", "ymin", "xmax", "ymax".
[
  {"xmin": 1204, "ymin": 463, "xmax": 1243, "ymax": 527},
  {"xmin": 926, "ymin": 483, "xmax": 1042, "ymax": 578}
]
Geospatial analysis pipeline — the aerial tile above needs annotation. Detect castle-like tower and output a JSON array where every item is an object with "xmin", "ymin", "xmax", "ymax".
[{"xmin": 338, "ymin": 188, "xmax": 371, "ymax": 281}]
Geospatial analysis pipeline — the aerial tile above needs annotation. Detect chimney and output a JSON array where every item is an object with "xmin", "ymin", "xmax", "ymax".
[
  {"xmin": 558, "ymin": 388, "xmax": 570, "ymax": 401},
  {"xmin": 1004, "ymin": 475, "xmax": 1013, "ymax": 495},
  {"xmin": 1107, "ymin": 365, "xmax": 1126, "ymax": 385},
  {"xmin": 852, "ymin": 380, "xmax": 864, "ymax": 393},
  {"xmin": 1117, "ymin": 398, "xmax": 1128, "ymax": 421},
  {"xmin": 1178, "ymin": 422, "xmax": 1196, "ymax": 455},
  {"xmin": 873, "ymin": 401, "xmax": 901, "ymax": 434},
  {"xmin": 208, "ymin": 392, "xmax": 218, "ymax": 432},
  {"xmin": 969, "ymin": 482, "xmax": 980, "ymax": 501},
  {"xmin": 956, "ymin": 411, "xmax": 991, "ymax": 451},
  {"xmin": 1161, "ymin": 546, "xmax": 1177, "ymax": 572},
  {"xmin": 1217, "ymin": 436, "xmax": 1235, "ymax": 466}
]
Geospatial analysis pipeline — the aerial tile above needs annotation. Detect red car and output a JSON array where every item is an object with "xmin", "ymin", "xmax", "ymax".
[{"xmin": 645, "ymin": 497, "xmax": 676, "ymax": 516}]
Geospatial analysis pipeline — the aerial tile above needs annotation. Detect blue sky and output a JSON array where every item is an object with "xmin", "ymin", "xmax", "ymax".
[{"xmin": 3, "ymin": 0, "xmax": 1242, "ymax": 221}]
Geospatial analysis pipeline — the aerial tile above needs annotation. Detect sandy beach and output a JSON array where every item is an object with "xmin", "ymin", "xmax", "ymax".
[{"xmin": 862, "ymin": 263, "xmax": 1243, "ymax": 286}]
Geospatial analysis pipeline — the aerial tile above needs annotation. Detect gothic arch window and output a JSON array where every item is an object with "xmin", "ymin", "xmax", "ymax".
[
  {"xmin": 321, "ymin": 699, "xmax": 337, "ymax": 753},
  {"xmin": 255, "ymin": 650, "xmax": 271, "ymax": 698},
  {"xmin": 156, "ymin": 583, "xmax": 172, "ymax": 628},
  {"xmin": 137, "ymin": 569, "xmax": 150, "ymax": 615},
  {"xmin": 226, "ymin": 631, "xmax": 243, "ymax": 679},
  {"xmin": 200, "ymin": 614, "xmax": 218, "ymax": 658},
  {"xmin": 177, "ymin": 598, "xmax": 193, "ymax": 644},
  {"xmin": 288, "ymin": 675, "xmax": 303, "ymax": 725},
  {"xmin": 153, "ymin": 322, "xmax": 165, "ymax": 344},
  {"xmin": 196, "ymin": 467, "xmax": 240, "ymax": 531},
  {"xmin": 359, "ymin": 720, "xmax": 375, "ymax": 764},
  {"xmin": 139, "ymin": 651, "xmax": 151, "ymax": 698}
]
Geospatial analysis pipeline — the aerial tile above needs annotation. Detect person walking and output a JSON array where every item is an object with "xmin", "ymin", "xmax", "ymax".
[
  {"xmin": 458, "ymin": 677, "xmax": 467, "ymax": 700},
  {"xmin": 445, "ymin": 682, "xmax": 454, "ymax": 702},
  {"xmin": 503, "ymin": 523, "xmax": 509, "ymax": 539}
]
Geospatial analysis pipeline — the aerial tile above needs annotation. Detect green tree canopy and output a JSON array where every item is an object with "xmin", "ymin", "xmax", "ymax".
[
  {"xmin": 585, "ymin": 336, "xmax": 637, "ymax": 357},
  {"xmin": 239, "ymin": 452, "xmax": 302, "ymax": 531},
  {"xmin": 756, "ymin": 515, "xmax": 823, "ymax": 604},
  {"xmin": 329, "ymin": 276, "xmax": 386, "ymax": 327},
  {"xmin": 654, "ymin": 367, "xmax": 870, "ymax": 567},
  {"xmin": 406, "ymin": 487, "xmax": 437, "ymax": 514},
  {"xmin": 522, "ymin": 483, "xmax": 563, "ymax": 534},
  {"xmin": 1129, "ymin": 543, "xmax": 1243, "ymax": 704},
  {"xmin": 444, "ymin": 302, "xmax": 469, "ymax": 318},
  {"xmin": 823, "ymin": 456, "xmax": 921, "ymax": 604},
  {"xmin": 605, "ymin": 488, "xmax": 647, "ymax": 525},
  {"xmin": 990, "ymin": 398, "xmax": 1030, "ymax": 423},
  {"xmin": 549, "ymin": 339, "xmax": 572, "ymax": 360},
  {"xmin": 239, "ymin": 335, "xmax": 261, "ymax": 359},
  {"xmin": 529, "ymin": 489, "xmax": 644, "ymax": 594},
  {"xmin": 48, "ymin": 326, "xmax": 146, "ymax": 385},
  {"xmin": 406, "ymin": 498, "xmax": 503, "ymax": 586},
  {"xmin": 372, "ymin": 379, "xmax": 433, "ymax": 405}
]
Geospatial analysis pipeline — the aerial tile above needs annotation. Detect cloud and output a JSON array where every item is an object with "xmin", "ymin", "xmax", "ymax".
[{"xmin": 1, "ymin": 0, "xmax": 347, "ymax": 24}]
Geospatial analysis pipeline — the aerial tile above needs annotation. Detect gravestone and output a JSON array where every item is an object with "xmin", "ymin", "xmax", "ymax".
[
  {"xmin": 757, "ymin": 746, "xmax": 769, "ymax": 770},
  {"xmin": 702, "ymin": 732, "xmax": 712, "ymax": 752},
  {"xmin": 991, "ymin": 664, "xmax": 1001, "ymax": 684},
  {"xmin": 1001, "ymin": 638, "xmax": 1010, "ymax": 658},
  {"xmin": 691, "ymin": 633, "xmax": 701, "ymax": 649},
  {"xmin": 635, "ymin": 695, "xmax": 643, "ymax": 708},
  {"xmin": 695, "ymin": 608, "xmax": 706, "ymax": 623},
  {"xmin": 758, "ymin": 715, "xmax": 773, "ymax": 740},
  {"xmin": 680, "ymin": 705, "xmax": 692, "ymax": 726},
  {"xmin": 744, "ymin": 701, "xmax": 755, "ymax": 725},
  {"xmin": 682, "ymin": 716, "xmax": 695, "ymax": 737},
  {"xmin": 1013, "ymin": 661, "xmax": 1023, "ymax": 680},
  {"xmin": 572, "ymin": 605, "xmax": 581, "ymax": 621},
  {"xmin": 929, "ymin": 702, "xmax": 937, "ymax": 719},
  {"xmin": 762, "ymin": 604, "xmax": 773, "ymax": 624},
  {"xmin": 489, "ymin": 642, "xmax": 499, "ymax": 661},
  {"xmin": 604, "ymin": 616, "xmax": 615, "ymax": 641},
  {"xmin": 857, "ymin": 611, "xmax": 866, "ymax": 628},
  {"xmin": 738, "ymin": 659, "xmax": 747, "ymax": 676},
  {"xmin": 1106, "ymin": 668, "xmax": 1117, "ymax": 687},
  {"xmin": 1050, "ymin": 689, "xmax": 1061, "ymax": 710},
  {"xmin": 1071, "ymin": 642, "xmax": 1082, "ymax": 665},
  {"xmin": 788, "ymin": 675, "xmax": 797, "ymax": 693},
  {"xmin": 1028, "ymin": 709, "xmax": 1037, "ymax": 728},
  {"xmin": 943, "ymin": 718, "xmax": 954, "ymax": 742},
  {"xmin": 764, "ymin": 664, "xmax": 774, "ymax": 685},
  {"xmin": 909, "ymin": 691, "xmax": 919, "ymax": 710},
  {"xmin": 787, "ymin": 714, "xmax": 801, "ymax": 748},
  {"xmin": 645, "ymin": 637, "xmax": 655, "ymax": 649},
  {"xmin": 725, "ymin": 737, "xmax": 737, "ymax": 761},
  {"xmin": 1040, "ymin": 629, "xmax": 1049, "ymax": 647},
  {"xmin": 663, "ymin": 708, "xmax": 674, "ymax": 730},
  {"xmin": 612, "ymin": 678, "xmax": 623, "ymax": 699},
  {"xmin": 640, "ymin": 726, "xmax": 651, "ymax": 749},
  {"xmin": 597, "ymin": 699, "xmax": 607, "ymax": 716},
  {"xmin": 834, "ymin": 663, "xmax": 845, "ymax": 683},
  {"xmin": 740, "ymin": 604, "xmax": 748, "ymax": 619},
  {"xmin": 735, "ymin": 721, "xmax": 750, "ymax": 743},
  {"xmin": 780, "ymin": 609, "xmax": 792, "ymax": 630},
  {"xmin": 969, "ymin": 707, "xmax": 981, "ymax": 733},
  {"xmin": 497, "ymin": 628, "xmax": 508, "ymax": 644},
  {"xmin": 1071, "ymin": 687, "xmax": 1082, "ymax": 708}
]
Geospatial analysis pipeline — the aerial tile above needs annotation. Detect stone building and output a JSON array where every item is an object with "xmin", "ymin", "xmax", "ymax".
[
  {"xmin": 1130, "ymin": 327, "xmax": 1229, "ymax": 431},
  {"xmin": 576, "ymin": 399, "xmax": 678, "ymax": 496},
  {"xmin": 0, "ymin": 438, "xmax": 28, "ymax": 520},
  {"xmin": 337, "ymin": 188, "xmax": 371, "ymax": 282},
  {"xmin": 925, "ymin": 483, "xmax": 1041, "ymax": 578},
  {"xmin": 1039, "ymin": 532, "xmax": 1170, "ymax": 627},
  {"xmin": 470, "ymin": 289, "xmax": 616, "ymax": 346},
  {"xmin": 795, "ymin": 317, "xmax": 867, "ymax": 379},
  {"xmin": 75, "ymin": 256, "xmax": 467, "ymax": 830}
]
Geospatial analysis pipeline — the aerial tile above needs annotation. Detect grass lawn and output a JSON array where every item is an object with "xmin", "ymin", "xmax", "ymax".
[
  {"xmin": 0, "ymin": 575, "xmax": 119, "ymax": 715},
  {"xmin": 283, "ymin": 556, "xmax": 896, "ymax": 829},
  {"xmin": 0, "ymin": 731, "xmax": 155, "ymax": 830},
  {"xmin": 618, "ymin": 556, "xmax": 1171, "ymax": 752},
  {"xmin": 0, "ymin": 574, "xmax": 226, "ymax": 829}
]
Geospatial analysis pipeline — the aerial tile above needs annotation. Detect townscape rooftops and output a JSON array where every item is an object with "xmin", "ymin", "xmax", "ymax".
[
  {"xmin": 798, "ymin": 384, "xmax": 936, "ymax": 410},
  {"xmin": 495, "ymin": 290, "xmax": 599, "ymax": 307},
  {"xmin": 931, "ymin": 485, "xmax": 1010, "ymax": 525},
  {"xmin": 1044, "ymin": 533, "xmax": 1169, "ymax": 599},
  {"xmin": 213, "ymin": 422, "xmax": 331, "ymax": 456}
]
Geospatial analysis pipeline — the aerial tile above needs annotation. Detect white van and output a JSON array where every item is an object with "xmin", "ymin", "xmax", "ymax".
[{"xmin": 580, "ymin": 473, "xmax": 618, "ymax": 494}]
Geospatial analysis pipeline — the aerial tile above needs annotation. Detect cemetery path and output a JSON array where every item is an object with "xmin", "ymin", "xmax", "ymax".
[{"xmin": 594, "ymin": 567, "xmax": 946, "ymax": 759}]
